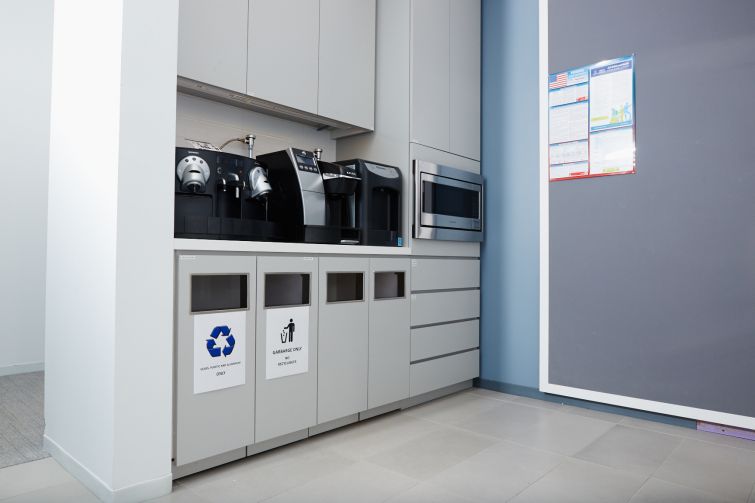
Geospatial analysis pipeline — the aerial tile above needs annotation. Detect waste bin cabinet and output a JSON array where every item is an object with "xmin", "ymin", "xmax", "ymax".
[
  {"xmin": 175, "ymin": 253, "xmax": 256, "ymax": 466},
  {"xmin": 317, "ymin": 257, "xmax": 369, "ymax": 424},
  {"xmin": 255, "ymin": 256, "xmax": 319, "ymax": 442},
  {"xmin": 368, "ymin": 257, "xmax": 411, "ymax": 409}
]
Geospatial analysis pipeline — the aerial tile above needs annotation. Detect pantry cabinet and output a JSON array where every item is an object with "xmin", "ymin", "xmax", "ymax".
[
  {"xmin": 247, "ymin": 0, "xmax": 320, "ymax": 114},
  {"xmin": 318, "ymin": 0, "xmax": 376, "ymax": 129},
  {"xmin": 368, "ymin": 258, "xmax": 411, "ymax": 408},
  {"xmin": 177, "ymin": 0, "xmax": 248, "ymax": 93},
  {"xmin": 177, "ymin": 0, "xmax": 376, "ymax": 130},
  {"xmin": 410, "ymin": 0, "xmax": 481, "ymax": 160},
  {"xmin": 449, "ymin": 0, "xmax": 481, "ymax": 160},
  {"xmin": 317, "ymin": 257, "xmax": 369, "ymax": 423},
  {"xmin": 255, "ymin": 256, "xmax": 319, "ymax": 442},
  {"xmin": 174, "ymin": 254, "xmax": 256, "ymax": 466}
]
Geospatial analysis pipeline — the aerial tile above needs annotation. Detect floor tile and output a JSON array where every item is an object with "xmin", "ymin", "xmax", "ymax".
[
  {"xmin": 0, "ymin": 457, "xmax": 73, "ymax": 500},
  {"xmin": 306, "ymin": 412, "xmax": 443, "ymax": 461},
  {"xmin": 575, "ymin": 425, "xmax": 681, "ymax": 476},
  {"xmin": 265, "ymin": 461, "xmax": 416, "ymax": 503},
  {"xmin": 467, "ymin": 387, "xmax": 520, "ymax": 402},
  {"xmin": 629, "ymin": 478, "xmax": 737, "ymax": 503},
  {"xmin": 0, "ymin": 479, "xmax": 99, "ymax": 503},
  {"xmin": 654, "ymin": 438, "xmax": 755, "ymax": 502},
  {"xmin": 458, "ymin": 401, "xmax": 614, "ymax": 456},
  {"xmin": 456, "ymin": 400, "xmax": 556, "ymax": 440},
  {"xmin": 183, "ymin": 447, "xmax": 354, "ymax": 503},
  {"xmin": 559, "ymin": 404, "xmax": 624, "ymax": 423},
  {"xmin": 516, "ymin": 410, "xmax": 615, "ymax": 455},
  {"xmin": 509, "ymin": 458, "xmax": 647, "ymax": 503},
  {"xmin": 146, "ymin": 484, "xmax": 213, "ymax": 502},
  {"xmin": 511, "ymin": 395, "xmax": 567, "ymax": 410},
  {"xmin": 367, "ymin": 427, "xmax": 494, "ymax": 480},
  {"xmin": 428, "ymin": 440, "xmax": 564, "ymax": 502},
  {"xmin": 403, "ymin": 391, "xmax": 502, "ymax": 425},
  {"xmin": 621, "ymin": 417, "xmax": 755, "ymax": 452},
  {"xmin": 386, "ymin": 482, "xmax": 476, "ymax": 503}
]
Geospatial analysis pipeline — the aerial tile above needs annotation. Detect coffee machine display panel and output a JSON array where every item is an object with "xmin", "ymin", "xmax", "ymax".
[{"xmin": 295, "ymin": 154, "xmax": 319, "ymax": 173}]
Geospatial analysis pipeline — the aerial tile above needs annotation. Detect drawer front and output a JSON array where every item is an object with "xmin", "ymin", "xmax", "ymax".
[
  {"xmin": 410, "ymin": 350, "xmax": 479, "ymax": 397},
  {"xmin": 411, "ymin": 258, "xmax": 480, "ymax": 291},
  {"xmin": 411, "ymin": 319, "xmax": 479, "ymax": 362},
  {"xmin": 411, "ymin": 289, "xmax": 480, "ymax": 326}
]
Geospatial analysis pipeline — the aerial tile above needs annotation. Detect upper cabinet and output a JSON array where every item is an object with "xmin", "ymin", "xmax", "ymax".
[
  {"xmin": 177, "ymin": 0, "xmax": 249, "ymax": 94},
  {"xmin": 318, "ymin": 0, "xmax": 376, "ymax": 130},
  {"xmin": 410, "ymin": 0, "xmax": 451, "ymax": 153},
  {"xmin": 449, "ymin": 0, "xmax": 481, "ymax": 160},
  {"xmin": 177, "ymin": 0, "xmax": 376, "ymax": 132},
  {"xmin": 248, "ymin": 0, "xmax": 320, "ymax": 114},
  {"xmin": 410, "ymin": 0, "xmax": 480, "ymax": 160}
]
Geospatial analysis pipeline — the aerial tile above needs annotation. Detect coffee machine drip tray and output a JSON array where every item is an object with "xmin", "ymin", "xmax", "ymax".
[{"xmin": 175, "ymin": 216, "xmax": 289, "ymax": 242}]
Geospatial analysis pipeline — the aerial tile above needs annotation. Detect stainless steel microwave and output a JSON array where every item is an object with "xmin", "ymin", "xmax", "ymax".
[{"xmin": 413, "ymin": 160, "xmax": 483, "ymax": 242}]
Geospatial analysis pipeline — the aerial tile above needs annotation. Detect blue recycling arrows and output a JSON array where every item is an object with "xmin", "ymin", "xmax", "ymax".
[{"xmin": 206, "ymin": 325, "xmax": 235, "ymax": 358}]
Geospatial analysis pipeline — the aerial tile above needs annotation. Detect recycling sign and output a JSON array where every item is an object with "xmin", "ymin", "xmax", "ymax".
[
  {"xmin": 194, "ymin": 311, "xmax": 245, "ymax": 394},
  {"xmin": 206, "ymin": 325, "xmax": 235, "ymax": 357}
]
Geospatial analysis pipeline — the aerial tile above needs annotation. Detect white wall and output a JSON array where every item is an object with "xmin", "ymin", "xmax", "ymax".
[
  {"xmin": 176, "ymin": 93, "xmax": 337, "ymax": 160},
  {"xmin": 45, "ymin": 0, "xmax": 178, "ymax": 501},
  {"xmin": 0, "ymin": 1, "xmax": 54, "ymax": 375}
]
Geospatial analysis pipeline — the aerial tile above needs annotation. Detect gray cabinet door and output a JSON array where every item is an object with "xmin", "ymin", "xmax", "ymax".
[
  {"xmin": 318, "ymin": 0, "xmax": 376, "ymax": 129},
  {"xmin": 177, "ymin": 0, "xmax": 248, "ymax": 93},
  {"xmin": 410, "ymin": 0, "xmax": 451, "ymax": 152},
  {"xmin": 450, "ymin": 0, "xmax": 481, "ymax": 160},
  {"xmin": 255, "ymin": 256, "xmax": 318, "ymax": 442},
  {"xmin": 368, "ymin": 257, "xmax": 411, "ymax": 408},
  {"xmin": 175, "ymin": 253, "xmax": 256, "ymax": 466},
  {"xmin": 248, "ymin": 0, "xmax": 319, "ymax": 114},
  {"xmin": 317, "ymin": 257, "xmax": 369, "ymax": 423}
]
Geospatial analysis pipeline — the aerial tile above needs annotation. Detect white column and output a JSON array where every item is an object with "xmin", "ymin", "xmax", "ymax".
[{"xmin": 45, "ymin": 1, "xmax": 178, "ymax": 501}]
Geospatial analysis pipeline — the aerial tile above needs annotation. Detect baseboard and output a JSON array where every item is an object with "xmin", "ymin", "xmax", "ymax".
[
  {"xmin": 475, "ymin": 378, "xmax": 697, "ymax": 429},
  {"xmin": 43, "ymin": 434, "xmax": 172, "ymax": 503},
  {"xmin": 0, "ymin": 361, "xmax": 44, "ymax": 377}
]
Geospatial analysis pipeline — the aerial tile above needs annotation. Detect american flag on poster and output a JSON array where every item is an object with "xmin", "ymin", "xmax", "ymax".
[{"xmin": 549, "ymin": 72, "xmax": 568, "ymax": 89}]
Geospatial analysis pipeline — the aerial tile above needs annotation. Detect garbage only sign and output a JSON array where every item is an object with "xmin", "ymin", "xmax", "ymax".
[
  {"xmin": 194, "ymin": 311, "xmax": 245, "ymax": 394},
  {"xmin": 265, "ymin": 305, "xmax": 309, "ymax": 380}
]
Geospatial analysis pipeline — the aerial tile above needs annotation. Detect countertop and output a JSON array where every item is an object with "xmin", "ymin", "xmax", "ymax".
[{"xmin": 173, "ymin": 238, "xmax": 412, "ymax": 256}]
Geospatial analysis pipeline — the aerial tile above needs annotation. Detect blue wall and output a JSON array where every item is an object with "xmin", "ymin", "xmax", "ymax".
[{"xmin": 479, "ymin": 0, "xmax": 541, "ymax": 388}]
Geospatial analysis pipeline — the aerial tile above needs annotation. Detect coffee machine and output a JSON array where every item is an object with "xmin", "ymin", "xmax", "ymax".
[
  {"xmin": 256, "ymin": 148, "xmax": 340, "ymax": 244},
  {"xmin": 174, "ymin": 137, "xmax": 282, "ymax": 241},
  {"xmin": 316, "ymin": 151, "xmax": 361, "ymax": 244},
  {"xmin": 337, "ymin": 159, "xmax": 402, "ymax": 246}
]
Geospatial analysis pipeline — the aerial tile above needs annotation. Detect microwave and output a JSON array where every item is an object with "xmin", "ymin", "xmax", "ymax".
[{"xmin": 413, "ymin": 160, "xmax": 483, "ymax": 242}]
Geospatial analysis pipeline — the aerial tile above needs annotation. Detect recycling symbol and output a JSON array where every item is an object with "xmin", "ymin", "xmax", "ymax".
[{"xmin": 206, "ymin": 325, "xmax": 235, "ymax": 358}]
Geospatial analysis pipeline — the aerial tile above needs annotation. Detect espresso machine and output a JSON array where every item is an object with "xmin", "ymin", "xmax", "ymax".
[
  {"xmin": 337, "ymin": 159, "xmax": 402, "ymax": 246},
  {"xmin": 174, "ymin": 135, "xmax": 283, "ymax": 241},
  {"xmin": 256, "ymin": 148, "xmax": 340, "ymax": 244}
]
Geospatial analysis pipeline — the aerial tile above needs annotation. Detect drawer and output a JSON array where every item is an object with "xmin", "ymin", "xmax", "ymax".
[
  {"xmin": 411, "ymin": 319, "xmax": 479, "ymax": 362},
  {"xmin": 411, "ymin": 289, "xmax": 479, "ymax": 326},
  {"xmin": 411, "ymin": 258, "xmax": 480, "ymax": 291},
  {"xmin": 410, "ymin": 350, "xmax": 479, "ymax": 397}
]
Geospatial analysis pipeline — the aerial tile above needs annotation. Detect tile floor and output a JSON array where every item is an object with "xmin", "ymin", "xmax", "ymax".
[{"xmin": 1, "ymin": 388, "xmax": 754, "ymax": 502}]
